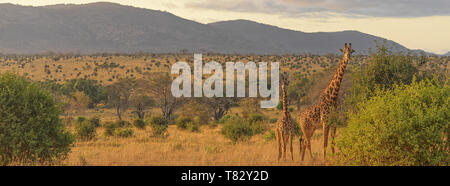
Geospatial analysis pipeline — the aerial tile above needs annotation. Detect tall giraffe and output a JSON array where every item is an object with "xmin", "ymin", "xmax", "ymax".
[
  {"xmin": 275, "ymin": 73, "xmax": 295, "ymax": 161},
  {"xmin": 298, "ymin": 43, "xmax": 355, "ymax": 161}
]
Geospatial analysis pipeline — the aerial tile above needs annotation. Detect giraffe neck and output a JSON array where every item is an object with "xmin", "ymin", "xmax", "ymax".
[
  {"xmin": 282, "ymin": 82, "xmax": 288, "ymax": 115},
  {"xmin": 319, "ymin": 55, "xmax": 350, "ymax": 106}
]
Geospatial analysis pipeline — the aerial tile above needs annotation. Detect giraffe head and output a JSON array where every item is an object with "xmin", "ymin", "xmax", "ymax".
[{"xmin": 339, "ymin": 43, "xmax": 355, "ymax": 59}]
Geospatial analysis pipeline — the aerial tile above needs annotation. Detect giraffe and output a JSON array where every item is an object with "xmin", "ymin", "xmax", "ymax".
[
  {"xmin": 298, "ymin": 43, "xmax": 355, "ymax": 161},
  {"xmin": 275, "ymin": 73, "xmax": 295, "ymax": 161}
]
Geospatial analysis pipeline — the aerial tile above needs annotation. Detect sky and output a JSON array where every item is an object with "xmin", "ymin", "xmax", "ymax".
[{"xmin": 1, "ymin": 0, "xmax": 450, "ymax": 54}]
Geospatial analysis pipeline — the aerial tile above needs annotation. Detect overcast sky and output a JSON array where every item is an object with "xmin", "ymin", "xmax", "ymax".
[{"xmin": 1, "ymin": 0, "xmax": 450, "ymax": 54}]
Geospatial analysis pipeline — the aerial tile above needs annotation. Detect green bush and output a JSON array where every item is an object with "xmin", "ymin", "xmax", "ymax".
[
  {"xmin": 247, "ymin": 113, "xmax": 264, "ymax": 124},
  {"xmin": 115, "ymin": 120, "xmax": 130, "ymax": 127},
  {"xmin": 0, "ymin": 73, "xmax": 74, "ymax": 165},
  {"xmin": 88, "ymin": 116, "xmax": 101, "ymax": 128},
  {"xmin": 147, "ymin": 116, "xmax": 169, "ymax": 137},
  {"xmin": 186, "ymin": 122, "xmax": 199, "ymax": 132},
  {"xmin": 347, "ymin": 44, "xmax": 419, "ymax": 112},
  {"xmin": 288, "ymin": 107, "xmax": 294, "ymax": 112},
  {"xmin": 113, "ymin": 128, "xmax": 134, "ymax": 138},
  {"xmin": 337, "ymin": 78, "xmax": 449, "ymax": 166},
  {"xmin": 74, "ymin": 120, "xmax": 96, "ymax": 141},
  {"xmin": 176, "ymin": 117, "xmax": 193, "ymax": 129},
  {"xmin": 103, "ymin": 121, "xmax": 118, "ymax": 137},
  {"xmin": 75, "ymin": 116, "xmax": 87, "ymax": 125},
  {"xmin": 132, "ymin": 118, "xmax": 146, "ymax": 129},
  {"xmin": 246, "ymin": 113, "xmax": 267, "ymax": 135},
  {"xmin": 221, "ymin": 116, "xmax": 253, "ymax": 143},
  {"xmin": 269, "ymin": 118, "xmax": 278, "ymax": 123},
  {"xmin": 217, "ymin": 115, "xmax": 235, "ymax": 124}
]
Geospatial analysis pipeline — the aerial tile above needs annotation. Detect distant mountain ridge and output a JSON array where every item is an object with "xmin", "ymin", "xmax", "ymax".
[{"xmin": 0, "ymin": 2, "xmax": 428, "ymax": 55}]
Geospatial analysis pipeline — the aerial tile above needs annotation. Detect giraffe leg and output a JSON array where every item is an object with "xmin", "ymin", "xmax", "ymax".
[
  {"xmin": 282, "ymin": 133, "xmax": 288, "ymax": 161},
  {"xmin": 276, "ymin": 129, "xmax": 282, "ymax": 162},
  {"xmin": 301, "ymin": 140, "xmax": 306, "ymax": 161},
  {"xmin": 289, "ymin": 134, "xmax": 294, "ymax": 161},
  {"xmin": 322, "ymin": 123, "xmax": 330, "ymax": 160},
  {"xmin": 299, "ymin": 136, "xmax": 303, "ymax": 157},
  {"xmin": 331, "ymin": 126, "xmax": 337, "ymax": 154},
  {"xmin": 307, "ymin": 138, "xmax": 313, "ymax": 161}
]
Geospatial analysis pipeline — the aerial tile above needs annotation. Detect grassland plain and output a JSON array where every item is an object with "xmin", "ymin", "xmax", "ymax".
[{"xmin": 0, "ymin": 53, "xmax": 448, "ymax": 166}]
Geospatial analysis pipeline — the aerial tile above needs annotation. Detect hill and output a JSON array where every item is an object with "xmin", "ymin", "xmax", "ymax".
[{"xmin": 0, "ymin": 2, "xmax": 417, "ymax": 55}]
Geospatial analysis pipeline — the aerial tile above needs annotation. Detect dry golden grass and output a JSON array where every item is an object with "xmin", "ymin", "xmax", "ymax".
[{"xmin": 64, "ymin": 125, "xmax": 329, "ymax": 166}]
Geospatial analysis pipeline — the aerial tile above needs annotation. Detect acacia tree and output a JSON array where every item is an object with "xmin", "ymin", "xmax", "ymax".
[
  {"xmin": 143, "ymin": 72, "xmax": 182, "ymax": 120},
  {"xmin": 129, "ymin": 93, "xmax": 154, "ymax": 120},
  {"xmin": 106, "ymin": 78, "xmax": 136, "ymax": 120},
  {"xmin": 200, "ymin": 97, "xmax": 236, "ymax": 121}
]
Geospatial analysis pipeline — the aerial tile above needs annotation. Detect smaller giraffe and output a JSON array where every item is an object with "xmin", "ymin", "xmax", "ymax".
[{"xmin": 276, "ymin": 73, "xmax": 295, "ymax": 161}]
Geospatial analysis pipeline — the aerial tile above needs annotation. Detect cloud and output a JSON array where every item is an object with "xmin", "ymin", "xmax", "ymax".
[{"xmin": 185, "ymin": 0, "xmax": 450, "ymax": 18}]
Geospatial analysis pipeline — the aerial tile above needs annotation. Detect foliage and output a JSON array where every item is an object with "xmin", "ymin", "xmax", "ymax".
[
  {"xmin": 74, "ymin": 120, "xmax": 96, "ymax": 141},
  {"xmin": 88, "ymin": 116, "xmax": 101, "ymax": 128},
  {"xmin": 113, "ymin": 128, "xmax": 134, "ymax": 138},
  {"xmin": 247, "ymin": 113, "xmax": 265, "ymax": 124},
  {"xmin": 186, "ymin": 122, "xmax": 199, "ymax": 132},
  {"xmin": 147, "ymin": 116, "xmax": 169, "ymax": 137},
  {"xmin": 336, "ymin": 78, "xmax": 449, "ymax": 166},
  {"xmin": 75, "ymin": 116, "xmax": 87, "ymax": 124},
  {"xmin": 176, "ymin": 117, "xmax": 193, "ymax": 130},
  {"xmin": 221, "ymin": 116, "xmax": 254, "ymax": 143},
  {"xmin": 61, "ymin": 78, "xmax": 108, "ymax": 108},
  {"xmin": 103, "ymin": 122, "xmax": 119, "ymax": 137},
  {"xmin": 106, "ymin": 78, "xmax": 136, "ymax": 120},
  {"xmin": 269, "ymin": 118, "xmax": 278, "ymax": 123},
  {"xmin": 217, "ymin": 115, "xmax": 236, "ymax": 124},
  {"xmin": 180, "ymin": 99, "xmax": 211, "ymax": 125},
  {"xmin": 115, "ymin": 120, "xmax": 131, "ymax": 127},
  {"xmin": 201, "ymin": 97, "xmax": 236, "ymax": 121},
  {"xmin": 132, "ymin": 118, "xmax": 146, "ymax": 129},
  {"xmin": 0, "ymin": 73, "xmax": 74, "ymax": 165},
  {"xmin": 103, "ymin": 120, "xmax": 133, "ymax": 137},
  {"xmin": 347, "ymin": 44, "xmax": 419, "ymax": 112},
  {"xmin": 143, "ymin": 73, "xmax": 182, "ymax": 120},
  {"xmin": 287, "ymin": 73, "xmax": 314, "ymax": 109}
]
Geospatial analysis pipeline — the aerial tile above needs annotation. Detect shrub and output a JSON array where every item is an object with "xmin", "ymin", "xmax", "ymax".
[
  {"xmin": 148, "ymin": 116, "xmax": 169, "ymax": 137},
  {"xmin": 247, "ymin": 113, "xmax": 264, "ymax": 124},
  {"xmin": 74, "ymin": 120, "xmax": 96, "ymax": 141},
  {"xmin": 221, "ymin": 116, "xmax": 253, "ymax": 143},
  {"xmin": 103, "ymin": 122, "xmax": 118, "ymax": 137},
  {"xmin": 176, "ymin": 117, "xmax": 193, "ymax": 130},
  {"xmin": 75, "ymin": 116, "xmax": 87, "ymax": 124},
  {"xmin": 269, "ymin": 118, "xmax": 278, "ymax": 123},
  {"xmin": 247, "ymin": 113, "xmax": 267, "ymax": 135},
  {"xmin": 132, "ymin": 118, "xmax": 146, "ymax": 129},
  {"xmin": 217, "ymin": 115, "xmax": 234, "ymax": 124},
  {"xmin": 186, "ymin": 122, "xmax": 199, "ymax": 132},
  {"xmin": 288, "ymin": 107, "xmax": 294, "ymax": 112},
  {"xmin": 113, "ymin": 128, "xmax": 134, "ymax": 138},
  {"xmin": 88, "ymin": 116, "xmax": 101, "ymax": 128},
  {"xmin": 337, "ymin": 78, "xmax": 449, "ymax": 166},
  {"xmin": 347, "ymin": 44, "xmax": 419, "ymax": 112},
  {"xmin": 116, "ymin": 120, "xmax": 130, "ymax": 127},
  {"xmin": 0, "ymin": 73, "xmax": 74, "ymax": 165}
]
